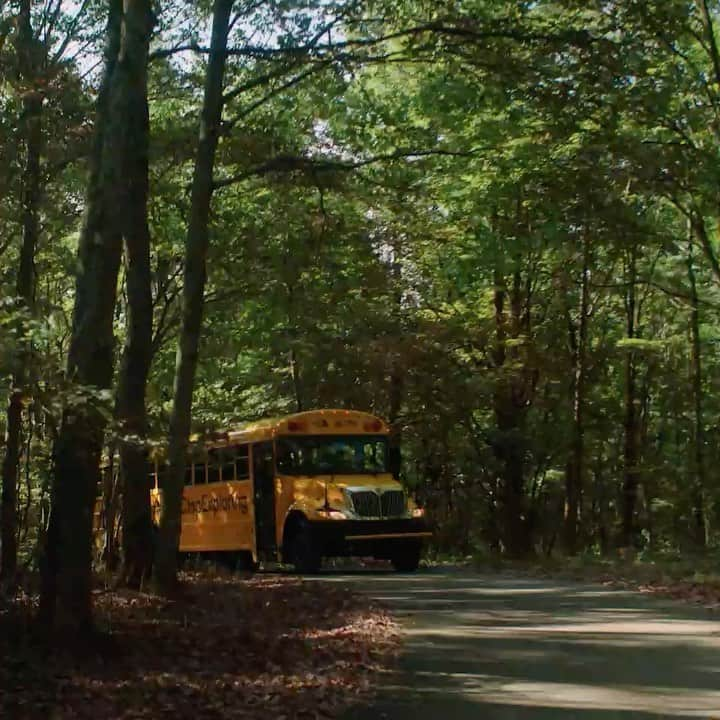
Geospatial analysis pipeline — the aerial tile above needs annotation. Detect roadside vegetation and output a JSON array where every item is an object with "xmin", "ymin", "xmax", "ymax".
[
  {"xmin": 470, "ymin": 550, "xmax": 720, "ymax": 610},
  {"xmin": 4, "ymin": 0, "xmax": 720, "ymax": 706}
]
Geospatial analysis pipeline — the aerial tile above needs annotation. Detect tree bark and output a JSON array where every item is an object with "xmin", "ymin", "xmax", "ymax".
[
  {"xmin": 38, "ymin": 0, "xmax": 124, "ymax": 637},
  {"xmin": 388, "ymin": 240, "xmax": 403, "ymax": 479},
  {"xmin": 285, "ymin": 281, "xmax": 304, "ymax": 412},
  {"xmin": 154, "ymin": 0, "xmax": 235, "ymax": 593},
  {"xmin": 687, "ymin": 240, "xmax": 706, "ymax": 550},
  {"xmin": 289, "ymin": 346, "xmax": 303, "ymax": 412},
  {"xmin": 563, "ymin": 231, "xmax": 590, "ymax": 555},
  {"xmin": 492, "ymin": 266, "xmax": 533, "ymax": 558},
  {"xmin": 620, "ymin": 245, "xmax": 640, "ymax": 549},
  {"xmin": 700, "ymin": 0, "xmax": 720, "ymax": 90},
  {"xmin": 114, "ymin": 0, "xmax": 154, "ymax": 589},
  {"xmin": 1, "ymin": 0, "xmax": 42, "ymax": 586},
  {"xmin": 101, "ymin": 451, "xmax": 120, "ymax": 571},
  {"xmin": 1, "ymin": 393, "xmax": 22, "ymax": 585},
  {"xmin": 593, "ymin": 461, "xmax": 610, "ymax": 556}
]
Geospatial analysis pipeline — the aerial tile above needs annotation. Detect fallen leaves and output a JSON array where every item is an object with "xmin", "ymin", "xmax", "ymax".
[
  {"xmin": 514, "ymin": 559, "xmax": 720, "ymax": 612},
  {"xmin": 0, "ymin": 572, "xmax": 400, "ymax": 719},
  {"xmin": 602, "ymin": 576, "xmax": 720, "ymax": 610}
]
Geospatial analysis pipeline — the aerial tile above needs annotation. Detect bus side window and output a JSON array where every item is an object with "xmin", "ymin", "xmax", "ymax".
[
  {"xmin": 193, "ymin": 460, "xmax": 207, "ymax": 485},
  {"xmin": 207, "ymin": 448, "xmax": 224, "ymax": 484},
  {"xmin": 184, "ymin": 464, "xmax": 193, "ymax": 486},
  {"xmin": 236, "ymin": 447, "xmax": 249, "ymax": 480},
  {"xmin": 148, "ymin": 461, "xmax": 157, "ymax": 491},
  {"xmin": 219, "ymin": 448, "xmax": 236, "ymax": 482}
]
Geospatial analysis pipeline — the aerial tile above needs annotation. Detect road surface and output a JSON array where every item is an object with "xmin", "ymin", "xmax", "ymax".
[{"xmin": 323, "ymin": 568, "xmax": 720, "ymax": 719}]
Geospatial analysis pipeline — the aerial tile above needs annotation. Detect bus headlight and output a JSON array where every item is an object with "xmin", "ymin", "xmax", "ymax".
[
  {"xmin": 317, "ymin": 508, "xmax": 348, "ymax": 520},
  {"xmin": 411, "ymin": 507, "xmax": 425, "ymax": 518}
]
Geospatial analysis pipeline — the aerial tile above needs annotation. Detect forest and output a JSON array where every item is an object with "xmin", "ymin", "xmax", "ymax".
[{"xmin": 2, "ymin": 0, "xmax": 720, "ymax": 640}]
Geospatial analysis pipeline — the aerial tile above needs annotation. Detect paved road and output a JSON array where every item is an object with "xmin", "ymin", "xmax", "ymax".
[{"xmin": 322, "ymin": 569, "xmax": 720, "ymax": 719}]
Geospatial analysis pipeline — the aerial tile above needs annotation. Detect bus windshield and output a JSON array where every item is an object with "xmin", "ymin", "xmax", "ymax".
[{"xmin": 276, "ymin": 435, "xmax": 388, "ymax": 475}]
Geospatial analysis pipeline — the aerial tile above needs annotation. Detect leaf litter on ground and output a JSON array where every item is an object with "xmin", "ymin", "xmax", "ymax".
[
  {"xmin": 503, "ymin": 557, "xmax": 720, "ymax": 612},
  {"xmin": 0, "ymin": 571, "xmax": 400, "ymax": 719}
]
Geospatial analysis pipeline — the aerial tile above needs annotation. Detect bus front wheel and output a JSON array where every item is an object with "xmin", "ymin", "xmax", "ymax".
[
  {"xmin": 292, "ymin": 523, "xmax": 321, "ymax": 574},
  {"xmin": 391, "ymin": 543, "xmax": 421, "ymax": 572}
]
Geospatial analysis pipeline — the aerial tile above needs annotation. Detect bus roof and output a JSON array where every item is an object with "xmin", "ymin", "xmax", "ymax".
[
  {"xmin": 162, "ymin": 409, "xmax": 388, "ymax": 452},
  {"xmin": 143, "ymin": 410, "xmax": 389, "ymax": 461},
  {"xmin": 224, "ymin": 409, "xmax": 388, "ymax": 444}
]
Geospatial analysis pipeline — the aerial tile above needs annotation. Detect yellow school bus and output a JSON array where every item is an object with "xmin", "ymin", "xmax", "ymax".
[{"xmin": 146, "ymin": 409, "xmax": 429, "ymax": 572}]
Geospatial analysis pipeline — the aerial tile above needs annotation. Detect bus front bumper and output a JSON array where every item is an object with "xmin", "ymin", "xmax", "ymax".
[{"xmin": 308, "ymin": 518, "xmax": 431, "ymax": 558}]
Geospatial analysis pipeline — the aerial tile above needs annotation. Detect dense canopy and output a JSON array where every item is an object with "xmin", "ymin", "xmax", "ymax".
[{"xmin": 2, "ymin": 0, "xmax": 720, "ymax": 631}]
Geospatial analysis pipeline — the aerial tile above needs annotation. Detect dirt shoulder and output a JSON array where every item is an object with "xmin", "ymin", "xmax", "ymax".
[
  {"xmin": 0, "ymin": 572, "xmax": 400, "ymax": 720},
  {"xmin": 477, "ymin": 555, "xmax": 720, "ymax": 611}
]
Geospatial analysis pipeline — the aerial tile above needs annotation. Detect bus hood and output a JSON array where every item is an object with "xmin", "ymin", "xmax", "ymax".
[{"xmin": 321, "ymin": 473, "xmax": 401, "ymax": 491}]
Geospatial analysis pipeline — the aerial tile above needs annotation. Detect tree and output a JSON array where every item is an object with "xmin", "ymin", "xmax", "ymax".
[
  {"xmin": 154, "ymin": 0, "xmax": 235, "ymax": 592},
  {"xmin": 563, "ymin": 227, "xmax": 590, "ymax": 555},
  {"xmin": 1, "ymin": 0, "xmax": 42, "ymax": 586},
  {"xmin": 39, "ymin": 0, "xmax": 154, "ymax": 633},
  {"xmin": 5, "ymin": 0, "xmax": 720, "ymax": 590},
  {"xmin": 114, "ymin": 0, "xmax": 154, "ymax": 588}
]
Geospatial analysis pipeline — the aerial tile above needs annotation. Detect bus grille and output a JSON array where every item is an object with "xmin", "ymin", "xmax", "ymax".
[
  {"xmin": 348, "ymin": 491, "xmax": 381, "ymax": 518},
  {"xmin": 381, "ymin": 490, "xmax": 406, "ymax": 517},
  {"xmin": 347, "ymin": 490, "xmax": 406, "ymax": 518}
]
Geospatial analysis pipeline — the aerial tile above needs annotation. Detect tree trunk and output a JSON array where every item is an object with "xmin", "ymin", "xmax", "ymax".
[
  {"xmin": 1, "ymin": 0, "xmax": 42, "ymax": 586},
  {"xmin": 1, "ymin": 393, "xmax": 22, "ymax": 585},
  {"xmin": 101, "ymin": 451, "xmax": 120, "ymax": 571},
  {"xmin": 18, "ymin": 409, "xmax": 35, "ymax": 548},
  {"xmin": 620, "ymin": 245, "xmax": 640, "ymax": 549},
  {"xmin": 154, "ymin": 0, "xmax": 235, "ymax": 593},
  {"xmin": 289, "ymin": 347, "xmax": 303, "ymax": 412},
  {"xmin": 563, "ymin": 231, "xmax": 590, "ymax": 555},
  {"xmin": 594, "ymin": 461, "xmax": 609, "ymax": 556},
  {"xmin": 38, "ymin": 0, "xmax": 124, "ymax": 637},
  {"xmin": 638, "ymin": 368, "xmax": 653, "ymax": 548},
  {"xmin": 687, "ymin": 241, "xmax": 706, "ymax": 550},
  {"xmin": 115, "ymin": 0, "xmax": 154, "ymax": 589},
  {"xmin": 700, "ymin": 0, "xmax": 720, "ymax": 90},
  {"xmin": 492, "ymin": 267, "xmax": 532, "ymax": 557},
  {"xmin": 388, "ymin": 241, "xmax": 403, "ymax": 479},
  {"xmin": 285, "ymin": 281, "xmax": 304, "ymax": 412}
]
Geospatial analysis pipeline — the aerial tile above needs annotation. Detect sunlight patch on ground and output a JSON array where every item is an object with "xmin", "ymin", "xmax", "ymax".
[
  {"xmin": 466, "ymin": 676, "xmax": 720, "ymax": 716},
  {"xmin": 382, "ymin": 671, "xmax": 720, "ymax": 716},
  {"xmin": 405, "ymin": 586, "xmax": 570, "ymax": 596},
  {"xmin": 405, "ymin": 617, "xmax": 720, "ymax": 638},
  {"xmin": 566, "ymin": 590, "xmax": 651, "ymax": 599},
  {"xmin": 484, "ymin": 619, "xmax": 720, "ymax": 636}
]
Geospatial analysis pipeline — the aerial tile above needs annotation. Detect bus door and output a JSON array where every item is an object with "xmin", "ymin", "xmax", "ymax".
[{"xmin": 252, "ymin": 441, "xmax": 276, "ymax": 558}]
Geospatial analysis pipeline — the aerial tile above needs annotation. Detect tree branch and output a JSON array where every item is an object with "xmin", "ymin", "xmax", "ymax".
[
  {"xmin": 224, "ymin": 60, "xmax": 334, "ymax": 126},
  {"xmin": 51, "ymin": 0, "xmax": 92, "ymax": 63},
  {"xmin": 692, "ymin": 215, "xmax": 720, "ymax": 286},
  {"xmin": 151, "ymin": 21, "xmax": 596, "ymax": 63},
  {"xmin": 700, "ymin": 0, "xmax": 720, "ymax": 90},
  {"xmin": 212, "ymin": 148, "xmax": 480, "ymax": 190}
]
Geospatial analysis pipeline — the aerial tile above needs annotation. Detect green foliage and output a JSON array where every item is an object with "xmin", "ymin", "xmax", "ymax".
[{"xmin": 5, "ymin": 0, "xmax": 720, "ymax": 567}]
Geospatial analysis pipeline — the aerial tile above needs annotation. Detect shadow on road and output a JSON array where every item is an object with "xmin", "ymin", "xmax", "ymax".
[{"xmin": 325, "ymin": 569, "xmax": 720, "ymax": 719}]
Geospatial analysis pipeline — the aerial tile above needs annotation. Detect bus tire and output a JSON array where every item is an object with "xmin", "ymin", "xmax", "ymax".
[
  {"xmin": 391, "ymin": 543, "xmax": 421, "ymax": 572},
  {"xmin": 236, "ymin": 551, "xmax": 259, "ymax": 573},
  {"xmin": 292, "ymin": 523, "xmax": 321, "ymax": 574}
]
